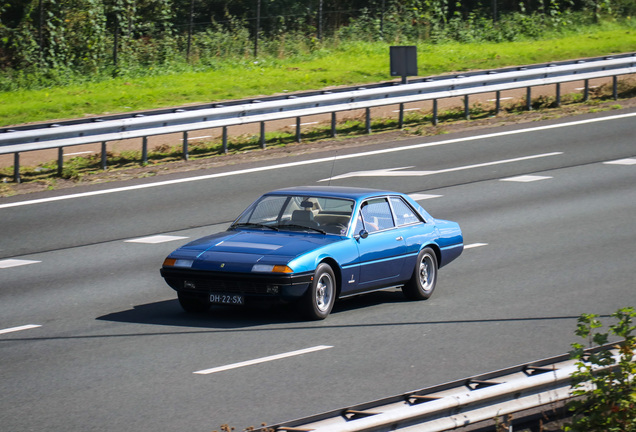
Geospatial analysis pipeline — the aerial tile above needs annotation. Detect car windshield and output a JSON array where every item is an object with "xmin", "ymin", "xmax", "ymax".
[{"xmin": 233, "ymin": 194, "xmax": 355, "ymax": 235}]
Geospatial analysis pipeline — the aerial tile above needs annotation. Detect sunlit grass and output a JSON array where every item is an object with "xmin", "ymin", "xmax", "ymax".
[{"xmin": 1, "ymin": 22, "xmax": 635, "ymax": 127}]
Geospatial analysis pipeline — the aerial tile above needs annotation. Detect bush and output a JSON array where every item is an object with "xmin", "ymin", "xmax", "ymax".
[{"xmin": 566, "ymin": 307, "xmax": 636, "ymax": 432}]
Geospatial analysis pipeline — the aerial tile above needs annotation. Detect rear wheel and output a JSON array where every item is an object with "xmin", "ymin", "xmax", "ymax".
[
  {"xmin": 301, "ymin": 263, "xmax": 336, "ymax": 320},
  {"xmin": 178, "ymin": 292, "xmax": 211, "ymax": 313},
  {"xmin": 402, "ymin": 247, "xmax": 438, "ymax": 300}
]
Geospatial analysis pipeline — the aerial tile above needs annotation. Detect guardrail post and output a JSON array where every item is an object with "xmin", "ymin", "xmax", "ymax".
[
  {"xmin": 366, "ymin": 108, "xmax": 371, "ymax": 134},
  {"xmin": 331, "ymin": 113, "xmax": 337, "ymax": 137},
  {"xmin": 464, "ymin": 95, "xmax": 470, "ymax": 120},
  {"xmin": 296, "ymin": 117, "xmax": 301, "ymax": 143},
  {"xmin": 495, "ymin": 90, "xmax": 501, "ymax": 114},
  {"xmin": 182, "ymin": 131, "xmax": 189, "ymax": 161},
  {"xmin": 222, "ymin": 126, "xmax": 228, "ymax": 154},
  {"xmin": 583, "ymin": 79, "xmax": 590, "ymax": 102},
  {"xmin": 526, "ymin": 87, "xmax": 532, "ymax": 110},
  {"xmin": 613, "ymin": 76, "xmax": 618, "ymax": 100},
  {"xmin": 101, "ymin": 142, "xmax": 107, "ymax": 170},
  {"xmin": 14, "ymin": 153, "xmax": 20, "ymax": 183},
  {"xmin": 432, "ymin": 99, "xmax": 438, "ymax": 126},
  {"xmin": 260, "ymin": 122, "xmax": 266, "ymax": 149},
  {"xmin": 57, "ymin": 148, "xmax": 63, "ymax": 176},
  {"xmin": 142, "ymin": 136, "xmax": 148, "ymax": 164},
  {"xmin": 398, "ymin": 103, "xmax": 404, "ymax": 128},
  {"xmin": 556, "ymin": 83, "xmax": 561, "ymax": 107}
]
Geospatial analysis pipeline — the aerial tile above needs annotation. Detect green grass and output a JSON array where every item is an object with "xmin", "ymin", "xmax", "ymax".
[{"xmin": 2, "ymin": 22, "xmax": 636, "ymax": 127}]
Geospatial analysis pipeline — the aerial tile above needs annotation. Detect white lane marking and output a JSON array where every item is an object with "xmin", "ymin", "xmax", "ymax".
[
  {"xmin": 409, "ymin": 193, "xmax": 442, "ymax": 201},
  {"xmin": 321, "ymin": 152, "xmax": 562, "ymax": 181},
  {"xmin": 0, "ymin": 259, "xmax": 41, "ymax": 269},
  {"xmin": 604, "ymin": 158, "xmax": 636, "ymax": 165},
  {"xmin": 124, "ymin": 235, "xmax": 188, "ymax": 244},
  {"xmin": 288, "ymin": 121, "xmax": 319, "ymax": 127},
  {"xmin": 501, "ymin": 175, "xmax": 552, "ymax": 183},
  {"xmin": 193, "ymin": 345, "xmax": 333, "ymax": 375},
  {"xmin": 575, "ymin": 86, "xmax": 599, "ymax": 90},
  {"xmin": 0, "ymin": 324, "xmax": 42, "ymax": 335},
  {"xmin": 2, "ymin": 111, "xmax": 635, "ymax": 210},
  {"xmin": 181, "ymin": 135, "xmax": 212, "ymax": 141},
  {"xmin": 65, "ymin": 150, "xmax": 95, "ymax": 157},
  {"xmin": 464, "ymin": 243, "xmax": 488, "ymax": 249},
  {"xmin": 392, "ymin": 107, "xmax": 421, "ymax": 112},
  {"xmin": 487, "ymin": 97, "xmax": 514, "ymax": 102}
]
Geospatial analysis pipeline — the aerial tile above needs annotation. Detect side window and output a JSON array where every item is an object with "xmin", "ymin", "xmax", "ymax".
[
  {"xmin": 390, "ymin": 197, "xmax": 422, "ymax": 226},
  {"xmin": 360, "ymin": 198, "xmax": 395, "ymax": 233}
]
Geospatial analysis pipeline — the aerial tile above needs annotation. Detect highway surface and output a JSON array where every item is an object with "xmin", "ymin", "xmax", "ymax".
[{"xmin": 1, "ymin": 108, "xmax": 635, "ymax": 431}]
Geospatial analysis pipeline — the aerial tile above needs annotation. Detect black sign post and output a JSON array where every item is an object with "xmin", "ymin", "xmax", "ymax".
[{"xmin": 390, "ymin": 46, "xmax": 418, "ymax": 84}]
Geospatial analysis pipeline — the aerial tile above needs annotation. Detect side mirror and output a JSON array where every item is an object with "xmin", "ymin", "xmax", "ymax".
[{"xmin": 358, "ymin": 229, "xmax": 369, "ymax": 239}]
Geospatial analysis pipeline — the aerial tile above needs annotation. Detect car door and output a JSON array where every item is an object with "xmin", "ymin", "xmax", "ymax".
[{"xmin": 354, "ymin": 197, "xmax": 407, "ymax": 289}]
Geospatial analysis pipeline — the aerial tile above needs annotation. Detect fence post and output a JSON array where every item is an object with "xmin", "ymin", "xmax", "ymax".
[
  {"xmin": 182, "ymin": 131, "xmax": 189, "ymax": 160},
  {"xmin": 366, "ymin": 108, "xmax": 371, "ymax": 134},
  {"xmin": 432, "ymin": 99, "xmax": 438, "ymax": 126},
  {"xmin": 398, "ymin": 103, "xmax": 404, "ymax": 128},
  {"xmin": 464, "ymin": 95, "xmax": 470, "ymax": 120},
  {"xmin": 613, "ymin": 76, "xmax": 618, "ymax": 100},
  {"xmin": 223, "ymin": 126, "xmax": 228, "ymax": 154},
  {"xmin": 254, "ymin": 0, "xmax": 261, "ymax": 57},
  {"xmin": 14, "ymin": 153, "xmax": 20, "ymax": 183},
  {"xmin": 57, "ymin": 148, "xmax": 64, "ymax": 176},
  {"xmin": 526, "ymin": 87, "xmax": 532, "ymax": 110},
  {"xmin": 142, "ymin": 136, "xmax": 148, "ymax": 164},
  {"xmin": 556, "ymin": 83, "xmax": 561, "ymax": 107},
  {"xmin": 101, "ymin": 142, "xmax": 108, "ymax": 170},
  {"xmin": 496, "ymin": 90, "xmax": 501, "ymax": 114},
  {"xmin": 296, "ymin": 117, "xmax": 301, "ymax": 143},
  {"xmin": 260, "ymin": 122, "xmax": 266, "ymax": 149},
  {"xmin": 331, "ymin": 112, "xmax": 337, "ymax": 138}
]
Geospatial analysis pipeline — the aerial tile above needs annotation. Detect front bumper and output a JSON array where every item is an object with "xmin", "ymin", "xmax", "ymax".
[{"xmin": 160, "ymin": 267, "xmax": 314, "ymax": 303}]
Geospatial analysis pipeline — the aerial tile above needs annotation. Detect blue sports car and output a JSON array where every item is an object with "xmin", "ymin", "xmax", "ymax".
[{"xmin": 160, "ymin": 186, "xmax": 463, "ymax": 320}]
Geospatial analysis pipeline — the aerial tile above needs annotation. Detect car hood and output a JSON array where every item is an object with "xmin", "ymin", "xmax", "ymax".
[{"xmin": 173, "ymin": 230, "xmax": 342, "ymax": 272}]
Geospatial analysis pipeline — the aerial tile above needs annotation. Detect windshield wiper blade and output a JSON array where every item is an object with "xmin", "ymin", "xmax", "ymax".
[
  {"xmin": 279, "ymin": 223, "xmax": 326, "ymax": 234},
  {"xmin": 233, "ymin": 222, "xmax": 279, "ymax": 231}
]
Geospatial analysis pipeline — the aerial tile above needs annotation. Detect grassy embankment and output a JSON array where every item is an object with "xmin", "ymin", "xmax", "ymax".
[{"xmin": 1, "ymin": 22, "xmax": 636, "ymax": 190}]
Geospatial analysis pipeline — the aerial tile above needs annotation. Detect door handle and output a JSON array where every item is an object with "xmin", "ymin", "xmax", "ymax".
[{"xmin": 396, "ymin": 236, "xmax": 403, "ymax": 241}]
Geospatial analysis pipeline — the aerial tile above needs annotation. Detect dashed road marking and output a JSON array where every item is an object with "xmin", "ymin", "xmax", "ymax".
[
  {"xmin": 501, "ymin": 175, "xmax": 552, "ymax": 183},
  {"xmin": 409, "ymin": 193, "xmax": 442, "ymax": 201},
  {"xmin": 465, "ymin": 243, "xmax": 488, "ymax": 249},
  {"xmin": 124, "ymin": 235, "xmax": 188, "ymax": 244},
  {"xmin": 0, "ymin": 324, "xmax": 42, "ymax": 335},
  {"xmin": 194, "ymin": 345, "xmax": 334, "ymax": 375},
  {"xmin": 604, "ymin": 158, "xmax": 636, "ymax": 166},
  {"xmin": 0, "ymin": 259, "xmax": 41, "ymax": 269}
]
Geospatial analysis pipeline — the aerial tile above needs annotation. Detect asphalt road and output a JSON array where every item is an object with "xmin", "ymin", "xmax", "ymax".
[{"xmin": 1, "ymin": 108, "xmax": 635, "ymax": 431}]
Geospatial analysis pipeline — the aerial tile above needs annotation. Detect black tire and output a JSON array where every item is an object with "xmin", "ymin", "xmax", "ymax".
[
  {"xmin": 177, "ymin": 291, "xmax": 211, "ymax": 313},
  {"xmin": 402, "ymin": 247, "xmax": 438, "ymax": 300},
  {"xmin": 301, "ymin": 263, "xmax": 336, "ymax": 320}
]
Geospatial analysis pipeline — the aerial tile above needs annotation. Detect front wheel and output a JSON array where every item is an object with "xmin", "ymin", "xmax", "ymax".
[
  {"xmin": 178, "ymin": 292, "xmax": 211, "ymax": 313},
  {"xmin": 301, "ymin": 263, "xmax": 336, "ymax": 320},
  {"xmin": 402, "ymin": 247, "xmax": 438, "ymax": 300}
]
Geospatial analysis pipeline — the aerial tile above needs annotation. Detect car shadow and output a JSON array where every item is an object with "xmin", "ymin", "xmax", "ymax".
[{"xmin": 97, "ymin": 290, "xmax": 409, "ymax": 329}]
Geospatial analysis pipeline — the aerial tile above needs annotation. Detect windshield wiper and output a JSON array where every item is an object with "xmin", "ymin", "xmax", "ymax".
[
  {"xmin": 278, "ymin": 223, "xmax": 326, "ymax": 234},
  {"xmin": 233, "ymin": 222, "xmax": 279, "ymax": 231}
]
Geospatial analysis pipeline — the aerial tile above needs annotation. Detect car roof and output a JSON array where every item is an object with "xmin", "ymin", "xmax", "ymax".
[{"xmin": 266, "ymin": 186, "xmax": 401, "ymax": 201}]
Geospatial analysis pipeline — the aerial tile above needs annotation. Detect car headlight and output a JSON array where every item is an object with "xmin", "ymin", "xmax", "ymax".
[
  {"xmin": 163, "ymin": 258, "xmax": 194, "ymax": 268},
  {"xmin": 252, "ymin": 264, "xmax": 293, "ymax": 273}
]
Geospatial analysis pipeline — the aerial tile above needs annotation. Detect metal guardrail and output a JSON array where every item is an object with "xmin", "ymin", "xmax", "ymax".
[
  {"xmin": 2, "ymin": 52, "xmax": 635, "ymax": 182},
  {"xmin": 257, "ymin": 345, "xmax": 629, "ymax": 432}
]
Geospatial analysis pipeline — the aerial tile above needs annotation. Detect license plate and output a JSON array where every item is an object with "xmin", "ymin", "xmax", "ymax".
[{"xmin": 210, "ymin": 293, "xmax": 244, "ymax": 305}]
